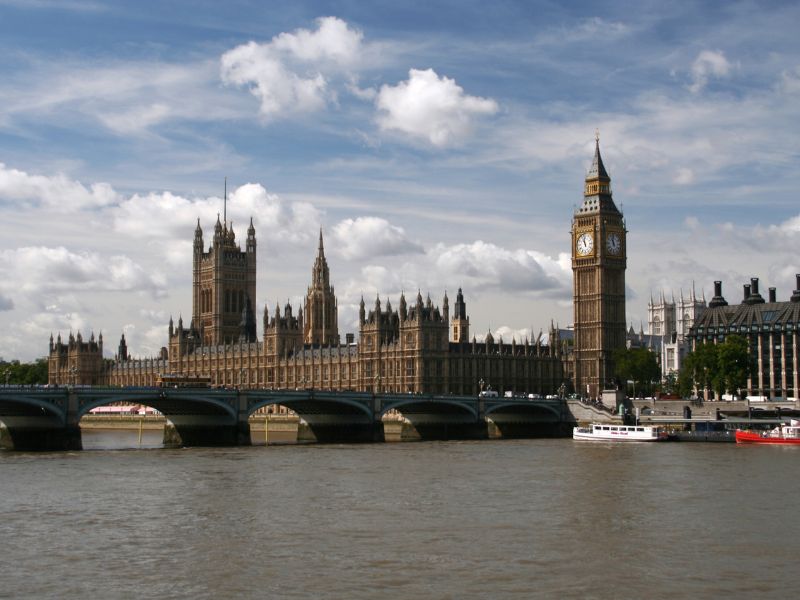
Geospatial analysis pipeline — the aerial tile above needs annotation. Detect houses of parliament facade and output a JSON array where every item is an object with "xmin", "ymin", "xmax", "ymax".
[{"xmin": 49, "ymin": 141, "xmax": 624, "ymax": 398}]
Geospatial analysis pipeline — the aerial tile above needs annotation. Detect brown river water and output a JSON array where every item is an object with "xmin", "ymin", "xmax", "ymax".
[{"xmin": 1, "ymin": 432, "xmax": 798, "ymax": 599}]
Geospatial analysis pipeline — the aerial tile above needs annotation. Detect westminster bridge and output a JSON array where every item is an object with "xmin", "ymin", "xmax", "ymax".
[{"xmin": 0, "ymin": 387, "xmax": 591, "ymax": 451}]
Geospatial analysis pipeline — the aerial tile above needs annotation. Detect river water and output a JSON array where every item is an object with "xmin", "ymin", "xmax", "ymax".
[{"xmin": 1, "ymin": 433, "xmax": 798, "ymax": 599}]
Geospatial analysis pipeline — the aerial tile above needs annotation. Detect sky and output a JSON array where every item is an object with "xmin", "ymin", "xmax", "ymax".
[{"xmin": 1, "ymin": 0, "xmax": 799, "ymax": 361}]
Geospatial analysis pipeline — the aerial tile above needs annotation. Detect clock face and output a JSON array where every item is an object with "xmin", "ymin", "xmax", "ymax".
[
  {"xmin": 576, "ymin": 232, "xmax": 594, "ymax": 256},
  {"xmin": 606, "ymin": 232, "xmax": 621, "ymax": 255}
]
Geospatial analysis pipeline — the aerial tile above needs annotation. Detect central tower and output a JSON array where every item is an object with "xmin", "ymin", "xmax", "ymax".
[
  {"xmin": 303, "ymin": 230, "xmax": 339, "ymax": 346},
  {"xmin": 571, "ymin": 135, "xmax": 627, "ymax": 398}
]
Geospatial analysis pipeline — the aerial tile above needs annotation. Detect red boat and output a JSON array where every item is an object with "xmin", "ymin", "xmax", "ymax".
[{"xmin": 736, "ymin": 420, "xmax": 800, "ymax": 445}]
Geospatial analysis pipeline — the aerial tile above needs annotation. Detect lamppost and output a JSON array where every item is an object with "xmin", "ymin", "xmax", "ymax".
[
  {"xmin": 479, "ymin": 378, "xmax": 485, "ymax": 394},
  {"xmin": 239, "ymin": 368, "xmax": 245, "ymax": 390},
  {"xmin": 69, "ymin": 366, "xmax": 78, "ymax": 388},
  {"xmin": 374, "ymin": 374, "xmax": 381, "ymax": 394},
  {"xmin": 2, "ymin": 369, "xmax": 9, "ymax": 387}
]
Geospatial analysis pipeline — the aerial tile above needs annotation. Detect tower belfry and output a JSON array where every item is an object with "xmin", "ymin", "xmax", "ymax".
[
  {"xmin": 303, "ymin": 229, "xmax": 339, "ymax": 346},
  {"xmin": 571, "ymin": 135, "xmax": 627, "ymax": 399}
]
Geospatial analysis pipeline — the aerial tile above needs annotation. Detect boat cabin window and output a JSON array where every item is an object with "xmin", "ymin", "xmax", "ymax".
[
  {"xmin": 636, "ymin": 427, "xmax": 644, "ymax": 431},
  {"xmin": 610, "ymin": 427, "xmax": 618, "ymax": 431}
]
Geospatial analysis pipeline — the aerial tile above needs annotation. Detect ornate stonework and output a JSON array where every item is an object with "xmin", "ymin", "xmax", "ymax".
[{"xmin": 571, "ymin": 137, "xmax": 627, "ymax": 399}]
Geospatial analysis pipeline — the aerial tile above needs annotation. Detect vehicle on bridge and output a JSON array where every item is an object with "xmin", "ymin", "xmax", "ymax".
[{"xmin": 155, "ymin": 374, "xmax": 211, "ymax": 389}]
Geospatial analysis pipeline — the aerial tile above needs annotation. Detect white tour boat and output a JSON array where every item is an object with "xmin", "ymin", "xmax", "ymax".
[{"xmin": 573, "ymin": 423, "xmax": 665, "ymax": 442}]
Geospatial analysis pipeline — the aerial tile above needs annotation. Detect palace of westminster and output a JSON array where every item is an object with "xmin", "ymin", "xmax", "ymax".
[{"xmin": 48, "ymin": 140, "xmax": 800, "ymax": 400}]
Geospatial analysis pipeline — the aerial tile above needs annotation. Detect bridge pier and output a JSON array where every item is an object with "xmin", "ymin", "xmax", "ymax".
[{"xmin": 0, "ymin": 418, "xmax": 82, "ymax": 451}]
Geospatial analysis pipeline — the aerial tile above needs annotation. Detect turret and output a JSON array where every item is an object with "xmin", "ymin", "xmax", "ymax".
[
  {"xmin": 194, "ymin": 219, "xmax": 203, "ymax": 256},
  {"xmin": 399, "ymin": 292, "xmax": 407, "ymax": 321},
  {"xmin": 359, "ymin": 296, "xmax": 366, "ymax": 326},
  {"xmin": 118, "ymin": 333, "xmax": 128, "ymax": 362},
  {"xmin": 246, "ymin": 217, "xmax": 256, "ymax": 255}
]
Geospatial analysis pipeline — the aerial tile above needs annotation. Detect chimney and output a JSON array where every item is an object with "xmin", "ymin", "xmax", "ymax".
[
  {"xmin": 743, "ymin": 284, "xmax": 751, "ymax": 302},
  {"xmin": 792, "ymin": 274, "xmax": 800, "ymax": 303},
  {"xmin": 708, "ymin": 280, "xmax": 728, "ymax": 308},
  {"xmin": 346, "ymin": 333, "xmax": 354, "ymax": 345},
  {"xmin": 748, "ymin": 277, "xmax": 764, "ymax": 304},
  {"xmin": 769, "ymin": 287, "xmax": 776, "ymax": 303}
]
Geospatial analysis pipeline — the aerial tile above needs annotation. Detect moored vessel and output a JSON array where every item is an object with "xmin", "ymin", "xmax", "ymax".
[
  {"xmin": 735, "ymin": 420, "xmax": 800, "ymax": 445},
  {"xmin": 573, "ymin": 423, "xmax": 665, "ymax": 442}
]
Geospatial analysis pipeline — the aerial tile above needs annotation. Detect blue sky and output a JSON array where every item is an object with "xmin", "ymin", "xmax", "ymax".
[{"xmin": 1, "ymin": 0, "xmax": 799, "ymax": 361}]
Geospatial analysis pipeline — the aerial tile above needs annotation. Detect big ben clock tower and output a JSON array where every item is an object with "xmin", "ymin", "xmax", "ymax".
[{"xmin": 572, "ymin": 134, "xmax": 627, "ymax": 399}]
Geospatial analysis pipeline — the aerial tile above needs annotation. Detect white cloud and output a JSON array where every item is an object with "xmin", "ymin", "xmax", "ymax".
[
  {"xmin": 331, "ymin": 216, "xmax": 423, "ymax": 260},
  {"xmin": 0, "ymin": 247, "xmax": 166, "ymax": 297},
  {"xmin": 220, "ymin": 16, "xmax": 364, "ymax": 120},
  {"xmin": 376, "ymin": 68, "xmax": 498, "ymax": 147},
  {"xmin": 689, "ymin": 50, "xmax": 732, "ymax": 93},
  {"xmin": 432, "ymin": 241, "xmax": 570, "ymax": 294},
  {"xmin": 111, "ymin": 183, "xmax": 321, "ymax": 252},
  {"xmin": 684, "ymin": 216, "xmax": 700, "ymax": 230},
  {"xmin": 0, "ymin": 162, "xmax": 118, "ymax": 211}
]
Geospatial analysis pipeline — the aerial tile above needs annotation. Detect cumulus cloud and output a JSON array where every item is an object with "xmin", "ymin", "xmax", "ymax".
[
  {"xmin": 432, "ymin": 241, "xmax": 570, "ymax": 294},
  {"xmin": 0, "ymin": 247, "xmax": 166, "ymax": 297},
  {"xmin": 689, "ymin": 50, "xmax": 732, "ymax": 93},
  {"xmin": 376, "ymin": 68, "xmax": 498, "ymax": 147},
  {"xmin": 111, "ymin": 183, "xmax": 321, "ymax": 251},
  {"xmin": 331, "ymin": 216, "xmax": 423, "ymax": 260},
  {"xmin": 220, "ymin": 16, "xmax": 364, "ymax": 120},
  {"xmin": 0, "ymin": 162, "xmax": 118, "ymax": 211}
]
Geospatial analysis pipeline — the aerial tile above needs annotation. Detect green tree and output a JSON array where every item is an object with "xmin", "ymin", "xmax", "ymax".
[
  {"xmin": 678, "ymin": 335, "xmax": 752, "ymax": 400},
  {"xmin": 614, "ymin": 347, "xmax": 660, "ymax": 397},
  {"xmin": 716, "ymin": 334, "xmax": 752, "ymax": 397},
  {"xmin": 0, "ymin": 358, "xmax": 49, "ymax": 385}
]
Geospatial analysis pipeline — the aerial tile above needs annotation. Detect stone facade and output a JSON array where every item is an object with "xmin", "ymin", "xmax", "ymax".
[
  {"xmin": 48, "ymin": 219, "xmax": 565, "ymax": 395},
  {"xmin": 571, "ymin": 136, "xmax": 627, "ymax": 399}
]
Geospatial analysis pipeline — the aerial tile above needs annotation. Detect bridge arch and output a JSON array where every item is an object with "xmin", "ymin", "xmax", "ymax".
[
  {"xmin": 484, "ymin": 401, "xmax": 562, "ymax": 420},
  {"xmin": 246, "ymin": 395, "xmax": 373, "ymax": 421},
  {"xmin": 76, "ymin": 390, "xmax": 238, "ymax": 421},
  {"xmin": 381, "ymin": 396, "xmax": 479, "ymax": 420}
]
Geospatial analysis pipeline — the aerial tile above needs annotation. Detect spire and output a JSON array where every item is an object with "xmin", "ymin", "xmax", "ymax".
[
  {"xmin": 586, "ymin": 130, "xmax": 609, "ymax": 180},
  {"xmin": 318, "ymin": 228, "xmax": 325, "ymax": 256},
  {"xmin": 248, "ymin": 216, "xmax": 255, "ymax": 237},
  {"xmin": 579, "ymin": 132, "xmax": 618, "ymax": 214},
  {"xmin": 223, "ymin": 176, "xmax": 227, "ymax": 229}
]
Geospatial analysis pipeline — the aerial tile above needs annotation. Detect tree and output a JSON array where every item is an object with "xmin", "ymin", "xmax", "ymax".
[
  {"xmin": 716, "ymin": 334, "xmax": 752, "ymax": 397},
  {"xmin": 0, "ymin": 358, "xmax": 49, "ymax": 385},
  {"xmin": 614, "ymin": 347, "xmax": 660, "ymax": 397},
  {"xmin": 678, "ymin": 335, "xmax": 753, "ymax": 400}
]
